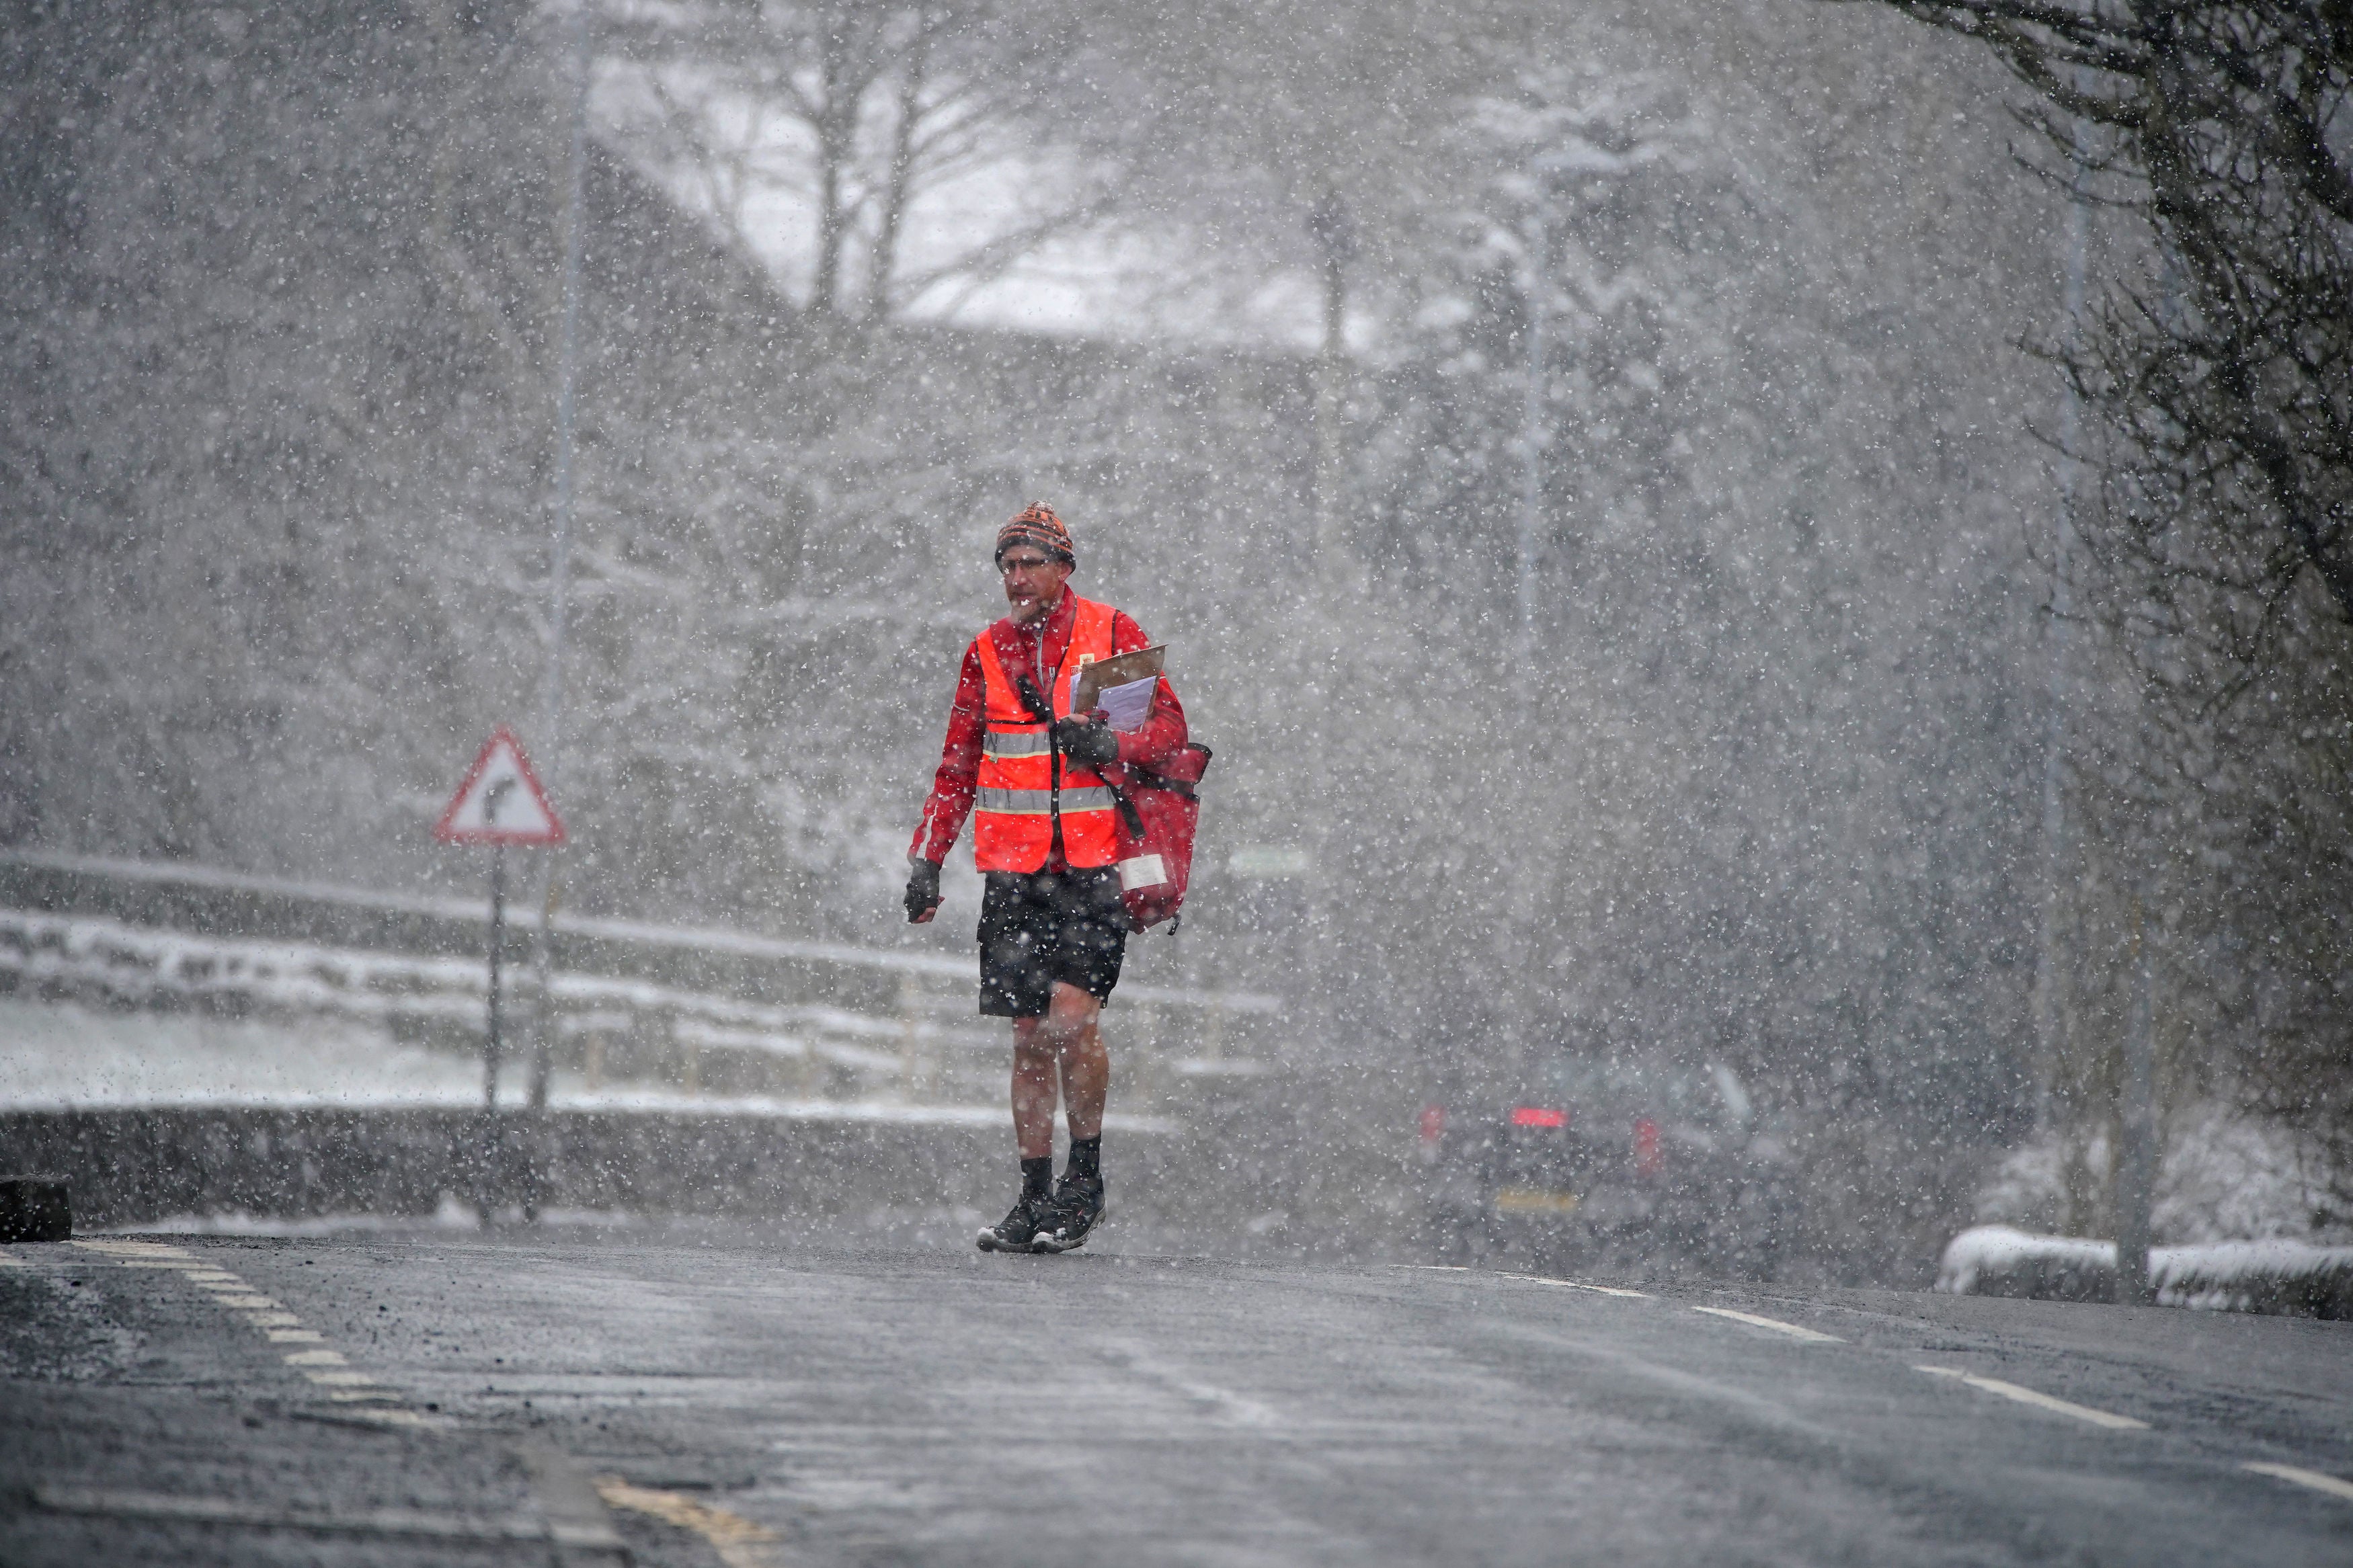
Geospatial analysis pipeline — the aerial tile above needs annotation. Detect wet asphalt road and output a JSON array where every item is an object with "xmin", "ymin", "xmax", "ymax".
[{"xmin": 3, "ymin": 1225, "xmax": 2350, "ymax": 1566}]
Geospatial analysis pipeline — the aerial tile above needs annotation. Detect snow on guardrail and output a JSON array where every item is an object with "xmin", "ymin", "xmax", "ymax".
[
  {"xmin": 0, "ymin": 907, "xmax": 980, "ymax": 1106},
  {"xmin": 0, "ymin": 907, "xmax": 922, "ymax": 1052},
  {"xmin": 0, "ymin": 850, "xmax": 1280, "ymax": 1013},
  {"xmin": 1938, "ymin": 1224, "xmax": 2353, "ymax": 1319}
]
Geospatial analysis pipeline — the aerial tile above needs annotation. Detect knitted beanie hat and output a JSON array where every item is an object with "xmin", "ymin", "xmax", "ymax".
[{"xmin": 995, "ymin": 502, "xmax": 1074, "ymax": 566}]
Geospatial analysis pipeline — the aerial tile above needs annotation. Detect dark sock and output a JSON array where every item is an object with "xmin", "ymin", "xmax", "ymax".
[
  {"xmin": 1067, "ymin": 1135, "xmax": 1101, "ymax": 1182},
  {"xmin": 1021, "ymin": 1156, "xmax": 1053, "ymax": 1201}
]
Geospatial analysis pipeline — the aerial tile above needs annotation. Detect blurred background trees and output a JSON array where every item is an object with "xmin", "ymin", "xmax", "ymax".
[{"xmin": 1859, "ymin": 0, "xmax": 2352, "ymax": 1224}]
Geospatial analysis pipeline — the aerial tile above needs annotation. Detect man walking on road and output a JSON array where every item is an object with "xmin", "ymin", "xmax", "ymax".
[{"xmin": 905, "ymin": 502, "xmax": 1187, "ymax": 1253}]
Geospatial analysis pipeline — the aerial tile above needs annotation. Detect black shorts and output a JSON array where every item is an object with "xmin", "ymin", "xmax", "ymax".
[{"xmin": 978, "ymin": 868, "xmax": 1128, "ymax": 1018}]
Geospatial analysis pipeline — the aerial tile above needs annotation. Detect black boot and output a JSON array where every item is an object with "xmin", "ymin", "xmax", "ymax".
[
  {"xmin": 978, "ymin": 1158, "xmax": 1055, "ymax": 1253},
  {"xmin": 977, "ymin": 1192, "xmax": 1049, "ymax": 1252},
  {"xmin": 1032, "ymin": 1169, "xmax": 1105, "ymax": 1253}
]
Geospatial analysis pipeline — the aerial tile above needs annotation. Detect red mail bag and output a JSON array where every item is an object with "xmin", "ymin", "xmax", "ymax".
[{"xmin": 1111, "ymin": 742, "xmax": 1210, "ymax": 933}]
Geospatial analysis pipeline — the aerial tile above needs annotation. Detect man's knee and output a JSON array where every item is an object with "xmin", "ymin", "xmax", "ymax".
[
  {"xmin": 1011, "ymin": 1018, "xmax": 1054, "ymax": 1065},
  {"xmin": 1043, "ymin": 987, "xmax": 1099, "ymax": 1048}
]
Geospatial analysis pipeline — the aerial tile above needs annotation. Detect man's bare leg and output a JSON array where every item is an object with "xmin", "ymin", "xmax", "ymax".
[
  {"xmin": 1010, "ymin": 1018, "xmax": 1059, "ymax": 1160},
  {"xmin": 1047, "ymin": 983, "xmax": 1109, "ymax": 1141},
  {"xmin": 979, "ymin": 1019, "xmax": 1065, "ymax": 1250},
  {"xmin": 1010, "ymin": 985, "xmax": 1105, "ymax": 1150}
]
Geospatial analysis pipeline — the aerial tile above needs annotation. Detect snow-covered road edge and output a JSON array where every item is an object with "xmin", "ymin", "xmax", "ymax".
[{"xmin": 1938, "ymin": 1224, "xmax": 2353, "ymax": 1319}]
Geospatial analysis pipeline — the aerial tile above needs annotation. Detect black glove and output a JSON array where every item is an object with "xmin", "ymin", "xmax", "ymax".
[
  {"xmin": 1053, "ymin": 716, "xmax": 1120, "ymax": 767},
  {"xmin": 903, "ymin": 858, "xmax": 941, "ymax": 922}
]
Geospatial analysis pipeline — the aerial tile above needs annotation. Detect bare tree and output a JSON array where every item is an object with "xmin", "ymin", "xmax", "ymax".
[
  {"xmin": 602, "ymin": 0, "xmax": 1104, "ymax": 319},
  {"xmin": 1846, "ymin": 2, "xmax": 2350, "ymax": 658},
  {"xmin": 1848, "ymin": 0, "xmax": 2353, "ymax": 1200}
]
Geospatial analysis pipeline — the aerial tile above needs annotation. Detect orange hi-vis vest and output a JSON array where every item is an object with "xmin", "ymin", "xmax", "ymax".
[{"xmin": 972, "ymin": 595, "xmax": 1121, "ymax": 873}]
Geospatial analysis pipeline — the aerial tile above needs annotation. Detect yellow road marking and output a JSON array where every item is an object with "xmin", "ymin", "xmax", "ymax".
[
  {"xmin": 1691, "ymin": 1306, "xmax": 1843, "ymax": 1342},
  {"xmin": 1914, "ymin": 1366, "xmax": 2149, "ymax": 1430},
  {"xmin": 596, "ymin": 1479, "xmax": 784, "ymax": 1568},
  {"xmin": 1493, "ymin": 1187, "xmax": 1582, "ymax": 1214},
  {"xmin": 2243, "ymin": 1461, "xmax": 2353, "ymax": 1502},
  {"xmin": 1498, "ymin": 1273, "xmax": 1652, "ymax": 1299}
]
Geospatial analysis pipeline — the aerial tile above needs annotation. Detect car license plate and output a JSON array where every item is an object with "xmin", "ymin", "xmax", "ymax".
[{"xmin": 1492, "ymin": 1187, "xmax": 1581, "ymax": 1215}]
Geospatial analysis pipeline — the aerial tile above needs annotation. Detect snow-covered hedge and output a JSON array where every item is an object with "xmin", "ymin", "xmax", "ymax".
[{"xmin": 1938, "ymin": 1225, "xmax": 2353, "ymax": 1319}]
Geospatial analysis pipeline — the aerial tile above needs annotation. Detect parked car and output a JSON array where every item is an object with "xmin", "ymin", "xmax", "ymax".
[{"xmin": 1417, "ymin": 1053, "xmax": 1795, "ymax": 1278}]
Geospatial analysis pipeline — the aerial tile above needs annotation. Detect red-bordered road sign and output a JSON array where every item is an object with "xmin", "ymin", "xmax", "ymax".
[{"xmin": 434, "ymin": 725, "xmax": 567, "ymax": 846}]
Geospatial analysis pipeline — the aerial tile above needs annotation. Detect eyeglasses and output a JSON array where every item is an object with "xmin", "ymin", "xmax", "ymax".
[{"xmin": 998, "ymin": 554, "xmax": 1055, "ymax": 575}]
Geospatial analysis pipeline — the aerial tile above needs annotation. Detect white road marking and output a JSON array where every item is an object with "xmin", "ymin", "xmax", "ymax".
[
  {"xmin": 1388, "ymin": 1264, "xmax": 1470, "ymax": 1272},
  {"xmin": 0, "ymin": 1247, "xmax": 24, "ymax": 1268},
  {"xmin": 1691, "ymin": 1306, "xmax": 1843, "ymax": 1342},
  {"xmin": 2243, "ymin": 1461, "xmax": 2353, "ymax": 1502},
  {"xmin": 1093, "ymin": 1342, "xmax": 1281, "ymax": 1427},
  {"xmin": 32, "ymin": 1483, "xmax": 595, "ymax": 1545},
  {"xmin": 305, "ymin": 1369, "xmax": 378, "ymax": 1387},
  {"xmin": 63, "ymin": 1242, "xmax": 447, "ymax": 1427},
  {"xmin": 69, "ymin": 1241, "xmax": 189, "ymax": 1257},
  {"xmin": 1913, "ymin": 1366, "xmax": 2149, "ymax": 1430},
  {"xmin": 1497, "ymin": 1272, "xmax": 1652, "ymax": 1299}
]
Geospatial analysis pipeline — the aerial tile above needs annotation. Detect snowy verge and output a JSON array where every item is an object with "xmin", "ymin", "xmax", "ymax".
[
  {"xmin": 1937, "ymin": 1224, "xmax": 2353, "ymax": 1319},
  {"xmin": 1972, "ymin": 1104, "xmax": 2340, "ymax": 1244}
]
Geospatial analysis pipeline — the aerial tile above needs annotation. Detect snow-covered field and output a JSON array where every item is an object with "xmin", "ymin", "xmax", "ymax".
[
  {"xmin": 0, "ymin": 995, "xmax": 1179, "ymax": 1132},
  {"xmin": 0, "ymin": 996, "xmax": 530, "ymax": 1110}
]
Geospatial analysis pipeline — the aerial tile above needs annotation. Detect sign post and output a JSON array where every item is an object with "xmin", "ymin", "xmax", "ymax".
[{"xmin": 434, "ymin": 726, "xmax": 567, "ymax": 1118}]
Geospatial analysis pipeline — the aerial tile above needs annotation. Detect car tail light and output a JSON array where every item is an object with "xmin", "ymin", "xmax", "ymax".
[
  {"xmin": 1511, "ymin": 1106, "xmax": 1566, "ymax": 1128},
  {"xmin": 1419, "ymin": 1106, "xmax": 1446, "ymax": 1143},
  {"xmin": 1634, "ymin": 1117, "xmax": 1663, "ymax": 1175}
]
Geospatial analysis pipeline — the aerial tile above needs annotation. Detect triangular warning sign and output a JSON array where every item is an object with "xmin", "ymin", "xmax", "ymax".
[{"xmin": 434, "ymin": 725, "xmax": 567, "ymax": 846}]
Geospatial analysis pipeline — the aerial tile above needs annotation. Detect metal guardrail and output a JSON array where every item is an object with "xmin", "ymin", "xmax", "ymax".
[{"xmin": 0, "ymin": 849, "xmax": 1281, "ymax": 1014}]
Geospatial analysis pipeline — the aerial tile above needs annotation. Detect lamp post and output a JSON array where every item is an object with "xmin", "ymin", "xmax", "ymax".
[
  {"xmin": 1516, "ymin": 202, "xmax": 1550, "ymax": 702},
  {"xmin": 2033, "ymin": 125, "xmax": 2090, "ymax": 1185},
  {"xmin": 1306, "ymin": 190, "xmax": 1356, "ymax": 601},
  {"xmin": 1298, "ymin": 189, "xmax": 1355, "ymax": 1072},
  {"xmin": 526, "ymin": 1, "xmax": 593, "ymax": 1117}
]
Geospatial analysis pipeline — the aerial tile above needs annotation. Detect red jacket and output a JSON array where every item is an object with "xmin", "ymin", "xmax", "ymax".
[{"xmin": 910, "ymin": 590, "xmax": 1187, "ymax": 868}]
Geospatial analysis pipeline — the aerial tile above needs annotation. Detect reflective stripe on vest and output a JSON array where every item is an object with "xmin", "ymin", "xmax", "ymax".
[
  {"xmin": 980, "ymin": 731, "xmax": 1053, "ymax": 759},
  {"xmin": 977, "ymin": 786, "xmax": 1116, "ymax": 815},
  {"xmin": 971, "ymin": 596, "xmax": 1121, "ymax": 872}
]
